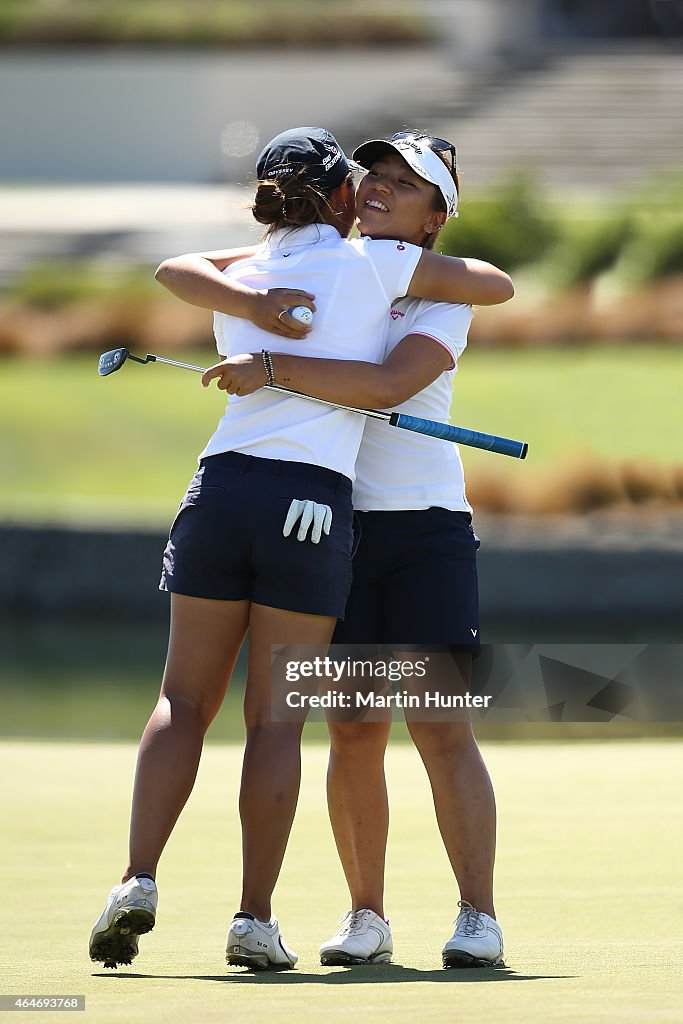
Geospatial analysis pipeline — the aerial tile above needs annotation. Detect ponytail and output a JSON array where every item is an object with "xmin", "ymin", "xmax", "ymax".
[{"xmin": 252, "ymin": 169, "xmax": 336, "ymax": 237}]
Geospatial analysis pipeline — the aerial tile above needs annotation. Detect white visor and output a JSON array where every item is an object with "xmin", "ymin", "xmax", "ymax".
[{"xmin": 352, "ymin": 137, "xmax": 458, "ymax": 220}]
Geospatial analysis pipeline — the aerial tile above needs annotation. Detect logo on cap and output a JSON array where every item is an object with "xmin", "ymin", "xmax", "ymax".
[
  {"xmin": 265, "ymin": 164, "xmax": 295, "ymax": 179},
  {"xmin": 395, "ymin": 139, "xmax": 425, "ymax": 157},
  {"xmin": 322, "ymin": 149, "xmax": 342, "ymax": 171}
]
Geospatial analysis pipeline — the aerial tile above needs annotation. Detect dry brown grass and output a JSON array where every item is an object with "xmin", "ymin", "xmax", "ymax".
[
  {"xmin": 672, "ymin": 465, "xmax": 683, "ymax": 501},
  {"xmin": 467, "ymin": 458, "xmax": 683, "ymax": 514},
  {"xmin": 2, "ymin": 273, "xmax": 683, "ymax": 356},
  {"xmin": 470, "ymin": 274, "xmax": 683, "ymax": 347},
  {"xmin": 0, "ymin": 296, "xmax": 210, "ymax": 357}
]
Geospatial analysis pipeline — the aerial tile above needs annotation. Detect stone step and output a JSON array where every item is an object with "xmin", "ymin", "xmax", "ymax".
[{"xmin": 409, "ymin": 44, "xmax": 683, "ymax": 190}]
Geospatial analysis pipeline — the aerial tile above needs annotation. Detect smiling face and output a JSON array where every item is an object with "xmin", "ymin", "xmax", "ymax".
[{"xmin": 355, "ymin": 152, "xmax": 446, "ymax": 245}]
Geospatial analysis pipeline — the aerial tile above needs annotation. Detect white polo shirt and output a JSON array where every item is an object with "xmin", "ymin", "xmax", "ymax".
[
  {"xmin": 352, "ymin": 297, "xmax": 473, "ymax": 511},
  {"xmin": 200, "ymin": 224, "xmax": 422, "ymax": 480}
]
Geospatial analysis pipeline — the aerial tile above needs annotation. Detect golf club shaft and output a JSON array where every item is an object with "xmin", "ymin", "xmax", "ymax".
[
  {"xmin": 147, "ymin": 354, "xmax": 399, "ymax": 422},
  {"xmin": 144, "ymin": 354, "xmax": 207, "ymax": 373},
  {"xmin": 139, "ymin": 352, "xmax": 528, "ymax": 459}
]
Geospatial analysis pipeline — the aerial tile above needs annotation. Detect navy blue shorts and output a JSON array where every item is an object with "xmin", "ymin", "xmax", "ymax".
[
  {"xmin": 160, "ymin": 452, "xmax": 354, "ymax": 617},
  {"xmin": 332, "ymin": 507, "xmax": 480, "ymax": 648}
]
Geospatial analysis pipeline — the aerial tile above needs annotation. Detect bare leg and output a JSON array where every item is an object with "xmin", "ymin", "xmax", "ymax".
[
  {"xmin": 238, "ymin": 602, "xmax": 336, "ymax": 922},
  {"xmin": 123, "ymin": 593, "xmax": 249, "ymax": 882},
  {"xmin": 326, "ymin": 719, "xmax": 391, "ymax": 918},
  {"xmin": 406, "ymin": 654, "xmax": 496, "ymax": 917}
]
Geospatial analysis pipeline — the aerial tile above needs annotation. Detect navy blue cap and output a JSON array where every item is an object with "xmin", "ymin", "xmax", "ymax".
[{"xmin": 256, "ymin": 127, "xmax": 350, "ymax": 193}]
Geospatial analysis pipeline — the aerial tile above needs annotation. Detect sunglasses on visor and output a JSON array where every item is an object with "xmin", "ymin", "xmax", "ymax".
[{"xmin": 390, "ymin": 131, "xmax": 457, "ymax": 173}]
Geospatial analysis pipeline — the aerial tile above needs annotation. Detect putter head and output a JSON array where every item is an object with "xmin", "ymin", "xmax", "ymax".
[{"xmin": 98, "ymin": 348, "xmax": 130, "ymax": 376}]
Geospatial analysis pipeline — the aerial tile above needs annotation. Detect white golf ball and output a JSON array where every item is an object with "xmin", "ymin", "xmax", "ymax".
[{"xmin": 290, "ymin": 305, "xmax": 313, "ymax": 325}]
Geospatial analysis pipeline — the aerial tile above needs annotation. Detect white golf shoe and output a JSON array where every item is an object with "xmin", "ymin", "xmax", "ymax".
[
  {"xmin": 320, "ymin": 909, "xmax": 393, "ymax": 966},
  {"xmin": 89, "ymin": 875, "xmax": 157, "ymax": 969},
  {"xmin": 225, "ymin": 912, "xmax": 298, "ymax": 970},
  {"xmin": 442, "ymin": 900, "xmax": 504, "ymax": 968}
]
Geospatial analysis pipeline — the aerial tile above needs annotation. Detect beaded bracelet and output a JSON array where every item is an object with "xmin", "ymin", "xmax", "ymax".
[{"xmin": 261, "ymin": 349, "xmax": 275, "ymax": 387}]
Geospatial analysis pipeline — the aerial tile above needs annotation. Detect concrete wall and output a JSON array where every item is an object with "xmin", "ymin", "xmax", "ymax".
[
  {"xmin": 2, "ymin": 522, "xmax": 681, "ymax": 641},
  {"xmin": 0, "ymin": 48, "xmax": 451, "ymax": 183},
  {"xmin": 425, "ymin": 0, "xmax": 543, "ymax": 67}
]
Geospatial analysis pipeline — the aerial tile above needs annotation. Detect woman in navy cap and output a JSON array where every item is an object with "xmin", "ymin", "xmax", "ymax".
[{"xmin": 88, "ymin": 127, "xmax": 512, "ymax": 974}]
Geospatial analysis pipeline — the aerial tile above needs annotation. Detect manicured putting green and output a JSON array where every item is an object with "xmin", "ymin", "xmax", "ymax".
[{"xmin": 2, "ymin": 739, "xmax": 682, "ymax": 1023}]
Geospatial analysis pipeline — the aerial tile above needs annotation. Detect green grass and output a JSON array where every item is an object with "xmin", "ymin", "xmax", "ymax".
[
  {"xmin": 2, "ymin": 739, "xmax": 682, "ymax": 1022},
  {"xmin": 451, "ymin": 344, "xmax": 683, "ymax": 475},
  {"xmin": 1, "ymin": 346, "xmax": 681, "ymax": 522},
  {"xmin": 0, "ymin": 349, "xmax": 225, "ymax": 522}
]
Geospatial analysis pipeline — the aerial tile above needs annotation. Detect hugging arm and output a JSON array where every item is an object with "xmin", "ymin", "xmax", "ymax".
[
  {"xmin": 408, "ymin": 253, "xmax": 514, "ymax": 306},
  {"xmin": 202, "ymin": 334, "xmax": 453, "ymax": 406},
  {"xmin": 154, "ymin": 248, "xmax": 315, "ymax": 338},
  {"xmin": 155, "ymin": 246, "xmax": 511, "ymax": 341},
  {"xmin": 155, "ymin": 247, "xmax": 259, "ymax": 314}
]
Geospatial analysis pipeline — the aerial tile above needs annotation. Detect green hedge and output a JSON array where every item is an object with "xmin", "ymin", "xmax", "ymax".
[
  {"xmin": 0, "ymin": 0, "xmax": 428, "ymax": 47},
  {"xmin": 437, "ymin": 169, "xmax": 683, "ymax": 288},
  {"xmin": 437, "ymin": 175, "xmax": 557, "ymax": 271},
  {"xmin": 5, "ymin": 262, "xmax": 157, "ymax": 309}
]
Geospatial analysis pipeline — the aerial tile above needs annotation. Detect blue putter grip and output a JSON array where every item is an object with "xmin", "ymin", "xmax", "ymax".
[{"xmin": 390, "ymin": 413, "xmax": 528, "ymax": 460}]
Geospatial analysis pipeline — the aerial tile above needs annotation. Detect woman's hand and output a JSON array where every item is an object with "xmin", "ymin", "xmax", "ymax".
[
  {"xmin": 247, "ymin": 288, "xmax": 316, "ymax": 338},
  {"xmin": 202, "ymin": 353, "xmax": 267, "ymax": 395}
]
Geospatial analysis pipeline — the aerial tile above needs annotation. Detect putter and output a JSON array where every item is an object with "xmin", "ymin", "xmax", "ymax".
[
  {"xmin": 98, "ymin": 349, "xmax": 206, "ymax": 376},
  {"xmin": 98, "ymin": 347, "xmax": 528, "ymax": 460}
]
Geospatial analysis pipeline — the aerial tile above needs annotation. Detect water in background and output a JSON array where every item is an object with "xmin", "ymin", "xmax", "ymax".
[
  {"xmin": 2, "ymin": 619, "xmax": 680, "ymax": 742},
  {"xmin": 0, "ymin": 619, "xmax": 242, "ymax": 743}
]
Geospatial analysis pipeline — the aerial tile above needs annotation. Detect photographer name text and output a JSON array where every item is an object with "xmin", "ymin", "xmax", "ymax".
[{"xmin": 284, "ymin": 690, "xmax": 492, "ymax": 709}]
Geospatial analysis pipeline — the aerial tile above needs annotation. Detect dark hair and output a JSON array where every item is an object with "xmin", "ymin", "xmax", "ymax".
[
  {"xmin": 252, "ymin": 168, "xmax": 351, "ymax": 237},
  {"xmin": 423, "ymin": 150, "xmax": 460, "ymax": 250}
]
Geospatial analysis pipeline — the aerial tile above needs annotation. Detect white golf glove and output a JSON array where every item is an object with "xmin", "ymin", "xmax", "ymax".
[{"xmin": 283, "ymin": 498, "xmax": 333, "ymax": 544}]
